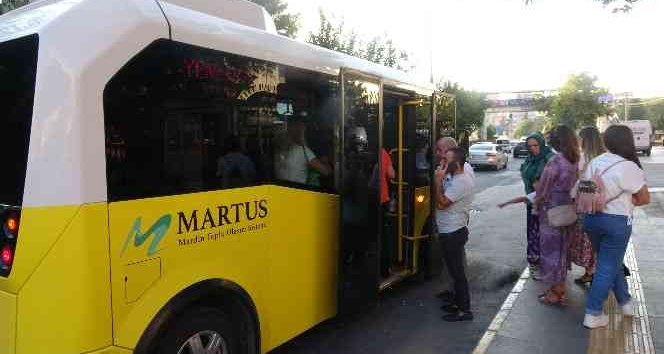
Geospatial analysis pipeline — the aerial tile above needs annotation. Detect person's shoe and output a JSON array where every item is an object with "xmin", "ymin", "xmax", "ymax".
[
  {"xmin": 436, "ymin": 290, "xmax": 455, "ymax": 303},
  {"xmin": 622, "ymin": 298, "xmax": 636, "ymax": 317},
  {"xmin": 583, "ymin": 314, "xmax": 609, "ymax": 329},
  {"xmin": 440, "ymin": 304, "xmax": 459, "ymax": 313},
  {"xmin": 442, "ymin": 310, "xmax": 474, "ymax": 322}
]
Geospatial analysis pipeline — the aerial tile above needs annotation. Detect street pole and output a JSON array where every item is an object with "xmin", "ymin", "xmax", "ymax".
[
  {"xmin": 454, "ymin": 99, "xmax": 457, "ymax": 141},
  {"xmin": 624, "ymin": 93, "xmax": 630, "ymax": 121}
]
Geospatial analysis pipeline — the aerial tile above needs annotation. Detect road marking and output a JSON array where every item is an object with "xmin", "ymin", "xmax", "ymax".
[{"xmin": 471, "ymin": 266, "xmax": 530, "ymax": 354}]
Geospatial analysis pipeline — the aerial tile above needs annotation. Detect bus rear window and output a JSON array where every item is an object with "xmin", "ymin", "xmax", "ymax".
[{"xmin": 0, "ymin": 35, "xmax": 38, "ymax": 206}]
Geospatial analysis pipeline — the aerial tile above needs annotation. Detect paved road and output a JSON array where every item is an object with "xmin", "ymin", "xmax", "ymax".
[
  {"xmin": 473, "ymin": 156, "xmax": 525, "ymax": 194},
  {"xmin": 643, "ymin": 146, "xmax": 664, "ymax": 188},
  {"xmin": 270, "ymin": 158, "xmax": 527, "ymax": 354}
]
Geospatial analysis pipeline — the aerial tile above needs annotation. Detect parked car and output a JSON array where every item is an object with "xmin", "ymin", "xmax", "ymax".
[
  {"xmin": 496, "ymin": 138, "xmax": 511, "ymax": 153},
  {"xmin": 513, "ymin": 142, "xmax": 529, "ymax": 158},
  {"xmin": 469, "ymin": 143, "xmax": 509, "ymax": 170}
]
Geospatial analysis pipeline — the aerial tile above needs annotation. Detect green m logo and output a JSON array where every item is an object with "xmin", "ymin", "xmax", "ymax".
[{"xmin": 121, "ymin": 214, "xmax": 172, "ymax": 257}]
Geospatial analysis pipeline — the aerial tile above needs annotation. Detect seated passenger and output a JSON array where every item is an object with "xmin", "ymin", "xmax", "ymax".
[
  {"xmin": 274, "ymin": 112, "xmax": 331, "ymax": 185},
  {"xmin": 216, "ymin": 135, "xmax": 256, "ymax": 188}
]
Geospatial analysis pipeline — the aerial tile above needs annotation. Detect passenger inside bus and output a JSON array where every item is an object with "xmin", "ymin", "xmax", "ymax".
[
  {"xmin": 216, "ymin": 135, "xmax": 256, "ymax": 188},
  {"xmin": 103, "ymin": 40, "xmax": 341, "ymax": 201},
  {"xmin": 274, "ymin": 111, "xmax": 332, "ymax": 186}
]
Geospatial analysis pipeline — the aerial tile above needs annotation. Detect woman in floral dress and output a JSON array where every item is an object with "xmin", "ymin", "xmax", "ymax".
[{"xmin": 535, "ymin": 125, "xmax": 579, "ymax": 304}]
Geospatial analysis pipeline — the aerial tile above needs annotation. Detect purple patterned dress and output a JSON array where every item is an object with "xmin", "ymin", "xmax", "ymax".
[{"xmin": 535, "ymin": 153, "xmax": 578, "ymax": 284}]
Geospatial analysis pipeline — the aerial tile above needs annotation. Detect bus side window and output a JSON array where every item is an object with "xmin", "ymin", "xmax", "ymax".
[{"xmin": 103, "ymin": 40, "xmax": 339, "ymax": 202}]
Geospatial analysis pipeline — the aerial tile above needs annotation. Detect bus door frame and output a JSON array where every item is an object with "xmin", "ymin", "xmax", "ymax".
[
  {"xmin": 379, "ymin": 91, "xmax": 437, "ymax": 291},
  {"xmin": 337, "ymin": 68, "xmax": 384, "ymax": 313}
]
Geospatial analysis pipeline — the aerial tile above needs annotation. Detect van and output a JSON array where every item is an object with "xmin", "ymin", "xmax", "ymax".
[
  {"xmin": 623, "ymin": 120, "xmax": 653, "ymax": 156},
  {"xmin": 495, "ymin": 138, "xmax": 511, "ymax": 153}
]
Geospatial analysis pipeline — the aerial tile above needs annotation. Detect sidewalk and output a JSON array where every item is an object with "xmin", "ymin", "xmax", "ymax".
[{"xmin": 472, "ymin": 191, "xmax": 664, "ymax": 354}]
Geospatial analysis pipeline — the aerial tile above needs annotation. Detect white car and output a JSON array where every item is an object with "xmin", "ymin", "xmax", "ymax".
[{"xmin": 468, "ymin": 143, "xmax": 509, "ymax": 170}]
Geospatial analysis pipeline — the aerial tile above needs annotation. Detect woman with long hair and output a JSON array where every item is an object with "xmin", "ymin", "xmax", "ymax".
[
  {"xmin": 579, "ymin": 127, "xmax": 605, "ymax": 169},
  {"xmin": 582, "ymin": 125, "xmax": 650, "ymax": 328},
  {"xmin": 519, "ymin": 132, "xmax": 554, "ymax": 279},
  {"xmin": 534, "ymin": 125, "xmax": 580, "ymax": 305},
  {"xmin": 571, "ymin": 127, "xmax": 605, "ymax": 284}
]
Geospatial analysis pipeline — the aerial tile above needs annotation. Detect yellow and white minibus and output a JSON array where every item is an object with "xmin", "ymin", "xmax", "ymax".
[{"xmin": 0, "ymin": 0, "xmax": 438, "ymax": 353}]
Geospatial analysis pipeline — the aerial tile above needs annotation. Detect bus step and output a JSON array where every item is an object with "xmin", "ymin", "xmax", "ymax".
[{"xmin": 379, "ymin": 268, "xmax": 413, "ymax": 292}]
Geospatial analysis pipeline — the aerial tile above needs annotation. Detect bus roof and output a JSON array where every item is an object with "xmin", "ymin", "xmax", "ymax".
[
  {"xmin": 158, "ymin": 0, "xmax": 433, "ymax": 94},
  {"xmin": 1, "ymin": 0, "xmax": 433, "ymax": 207},
  {"xmin": 0, "ymin": 0, "xmax": 433, "ymax": 94}
]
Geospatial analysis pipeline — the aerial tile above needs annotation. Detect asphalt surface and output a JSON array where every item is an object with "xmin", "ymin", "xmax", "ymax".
[
  {"xmin": 642, "ymin": 146, "xmax": 664, "ymax": 188},
  {"xmin": 270, "ymin": 157, "xmax": 528, "ymax": 354}
]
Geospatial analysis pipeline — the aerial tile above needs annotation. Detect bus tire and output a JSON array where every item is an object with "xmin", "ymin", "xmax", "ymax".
[{"xmin": 157, "ymin": 306, "xmax": 241, "ymax": 354}]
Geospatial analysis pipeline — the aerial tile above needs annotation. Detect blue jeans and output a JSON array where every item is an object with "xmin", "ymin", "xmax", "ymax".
[{"xmin": 584, "ymin": 213, "xmax": 632, "ymax": 315}]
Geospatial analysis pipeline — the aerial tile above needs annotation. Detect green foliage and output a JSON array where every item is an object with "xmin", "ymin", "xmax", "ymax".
[
  {"xmin": 548, "ymin": 73, "xmax": 610, "ymax": 130},
  {"xmin": 615, "ymin": 98, "xmax": 664, "ymax": 131},
  {"xmin": 524, "ymin": 0, "xmax": 639, "ymax": 12},
  {"xmin": 248, "ymin": 0, "xmax": 300, "ymax": 38},
  {"xmin": 0, "ymin": 0, "xmax": 30, "ymax": 15},
  {"xmin": 532, "ymin": 94, "xmax": 554, "ymax": 113},
  {"xmin": 486, "ymin": 125, "xmax": 497, "ymax": 141},
  {"xmin": 435, "ymin": 81, "xmax": 488, "ymax": 143},
  {"xmin": 307, "ymin": 10, "xmax": 410, "ymax": 70},
  {"xmin": 647, "ymin": 100, "xmax": 664, "ymax": 131},
  {"xmin": 514, "ymin": 117, "xmax": 547, "ymax": 138}
]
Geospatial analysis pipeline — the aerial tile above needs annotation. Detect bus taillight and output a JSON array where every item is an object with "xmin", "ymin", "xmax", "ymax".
[
  {"xmin": 1, "ymin": 245, "xmax": 13, "ymax": 268},
  {"xmin": 4, "ymin": 212, "xmax": 19, "ymax": 238},
  {"xmin": 0, "ymin": 209, "xmax": 19, "ymax": 276}
]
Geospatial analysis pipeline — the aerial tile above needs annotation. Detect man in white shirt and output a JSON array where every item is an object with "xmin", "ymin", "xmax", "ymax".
[
  {"xmin": 435, "ymin": 147, "xmax": 474, "ymax": 322},
  {"xmin": 434, "ymin": 137, "xmax": 474, "ymax": 302},
  {"xmin": 274, "ymin": 114, "xmax": 331, "ymax": 185}
]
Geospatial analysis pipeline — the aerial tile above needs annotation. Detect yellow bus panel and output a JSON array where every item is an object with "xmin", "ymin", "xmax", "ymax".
[
  {"xmin": 107, "ymin": 185, "xmax": 337, "ymax": 352},
  {"xmin": 0, "ymin": 290, "xmax": 16, "ymax": 354},
  {"xmin": 16, "ymin": 203, "xmax": 112, "ymax": 354}
]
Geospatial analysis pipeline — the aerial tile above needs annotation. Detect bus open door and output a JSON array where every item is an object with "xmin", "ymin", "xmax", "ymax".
[{"xmin": 338, "ymin": 68, "xmax": 437, "ymax": 313}]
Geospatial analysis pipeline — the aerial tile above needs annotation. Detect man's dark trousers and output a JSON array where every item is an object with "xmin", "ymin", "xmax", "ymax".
[{"xmin": 440, "ymin": 227, "xmax": 470, "ymax": 312}]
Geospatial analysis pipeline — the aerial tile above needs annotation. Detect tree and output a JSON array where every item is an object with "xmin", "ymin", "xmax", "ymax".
[
  {"xmin": 532, "ymin": 94, "xmax": 554, "ymax": 113},
  {"xmin": 525, "ymin": 0, "xmax": 640, "ymax": 13},
  {"xmin": 615, "ymin": 98, "xmax": 664, "ymax": 131},
  {"xmin": 307, "ymin": 10, "xmax": 410, "ymax": 70},
  {"xmin": 486, "ymin": 125, "xmax": 497, "ymax": 141},
  {"xmin": 647, "ymin": 100, "xmax": 664, "ymax": 131},
  {"xmin": 547, "ymin": 73, "xmax": 610, "ymax": 130},
  {"xmin": 248, "ymin": 0, "xmax": 300, "ymax": 38},
  {"xmin": 514, "ymin": 117, "xmax": 547, "ymax": 138},
  {"xmin": 0, "ymin": 0, "xmax": 29, "ymax": 15},
  {"xmin": 435, "ymin": 81, "xmax": 488, "ymax": 148}
]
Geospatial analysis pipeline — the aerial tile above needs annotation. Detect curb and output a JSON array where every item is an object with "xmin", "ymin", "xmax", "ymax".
[{"xmin": 471, "ymin": 266, "xmax": 530, "ymax": 354}]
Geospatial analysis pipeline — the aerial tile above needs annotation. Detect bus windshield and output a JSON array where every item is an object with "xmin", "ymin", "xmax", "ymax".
[{"xmin": 0, "ymin": 35, "xmax": 38, "ymax": 206}]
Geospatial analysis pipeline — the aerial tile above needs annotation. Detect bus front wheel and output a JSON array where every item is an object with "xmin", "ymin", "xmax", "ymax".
[{"xmin": 158, "ymin": 306, "xmax": 240, "ymax": 354}]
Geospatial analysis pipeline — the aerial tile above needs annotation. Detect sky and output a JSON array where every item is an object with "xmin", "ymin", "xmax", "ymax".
[{"xmin": 284, "ymin": 0, "xmax": 664, "ymax": 98}]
